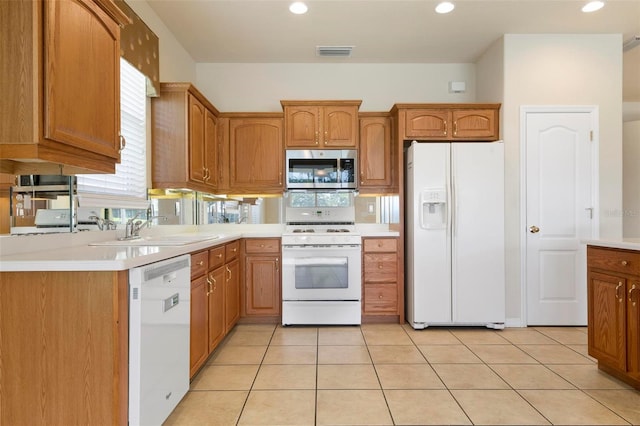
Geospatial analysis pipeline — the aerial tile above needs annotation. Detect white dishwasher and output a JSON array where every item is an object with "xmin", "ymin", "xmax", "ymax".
[{"xmin": 129, "ymin": 254, "xmax": 191, "ymax": 426}]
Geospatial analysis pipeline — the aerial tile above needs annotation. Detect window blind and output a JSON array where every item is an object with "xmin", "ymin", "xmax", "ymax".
[{"xmin": 77, "ymin": 59, "xmax": 148, "ymax": 209}]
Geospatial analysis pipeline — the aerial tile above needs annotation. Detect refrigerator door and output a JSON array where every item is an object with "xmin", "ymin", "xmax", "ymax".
[
  {"xmin": 407, "ymin": 142, "xmax": 452, "ymax": 326},
  {"xmin": 451, "ymin": 143, "xmax": 505, "ymax": 325}
]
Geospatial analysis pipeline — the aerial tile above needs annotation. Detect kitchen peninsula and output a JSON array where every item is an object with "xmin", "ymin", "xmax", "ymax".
[
  {"xmin": 0, "ymin": 224, "xmax": 398, "ymax": 425},
  {"xmin": 585, "ymin": 238, "xmax": 640, "ymax": 391}
]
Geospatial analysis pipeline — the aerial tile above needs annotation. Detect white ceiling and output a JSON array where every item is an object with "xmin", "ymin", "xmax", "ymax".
[{"xmin": 145, "ymin": 0, "xmax": 640, "ymax": 100}]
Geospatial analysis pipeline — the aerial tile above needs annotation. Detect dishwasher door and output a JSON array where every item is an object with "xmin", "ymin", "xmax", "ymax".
[{"xmin": 129, "ymin": 254, "xmax": 191, "ymax": 426}]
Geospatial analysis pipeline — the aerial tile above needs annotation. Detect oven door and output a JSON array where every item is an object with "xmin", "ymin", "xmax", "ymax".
[{"xmin": 282, "ymin": 245, "xmax": 361, "ymax": 301}]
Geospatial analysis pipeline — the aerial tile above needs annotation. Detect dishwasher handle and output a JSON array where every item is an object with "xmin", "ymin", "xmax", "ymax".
[{"xmin": 143, "ymin": 257, "xmax": 190, "ymax": 282}]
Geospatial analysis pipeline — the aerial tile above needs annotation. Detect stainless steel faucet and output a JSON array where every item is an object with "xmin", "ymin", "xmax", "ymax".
[
  {"xmin": 120, "ymin": 213, "xmax": 167, "ymax": 240},
  {"xmin": 89, "ymin": 212, "xmax": 117, "ymax": 231}
]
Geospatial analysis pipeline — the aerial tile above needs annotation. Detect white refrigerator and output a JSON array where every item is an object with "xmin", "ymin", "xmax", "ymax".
[{"xmin": 406, "ymin": 141, "xmax": 505, "ymax": 329}]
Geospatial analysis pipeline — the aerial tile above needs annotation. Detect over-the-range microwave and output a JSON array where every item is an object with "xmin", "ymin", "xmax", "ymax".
[{"xmin": 285, "ymin": 149, "xmax": 357, "ymax": 190}]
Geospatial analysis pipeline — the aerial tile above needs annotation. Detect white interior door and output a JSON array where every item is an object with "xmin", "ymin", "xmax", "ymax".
[{"xmin": 525, "ymin": 109, "xmax": 597, "ymax": 326}]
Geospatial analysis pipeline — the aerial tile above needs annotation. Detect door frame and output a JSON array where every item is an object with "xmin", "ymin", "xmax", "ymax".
[{"xmin": 519, "ymin": 105, "xmax": 600, "ymax": 327}]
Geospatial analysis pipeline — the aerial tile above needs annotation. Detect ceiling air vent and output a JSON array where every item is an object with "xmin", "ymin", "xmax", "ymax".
[{"xmin": 316, "ymin": 46, "xmax": 354, "ymax": 58}]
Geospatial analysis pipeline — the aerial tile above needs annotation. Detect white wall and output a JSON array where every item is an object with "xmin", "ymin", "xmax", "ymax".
[
  {"xmin": 623, "ymin": 120, "xmax": 640, "ymax": 237},
  {"xmin": 476, "ymin": 34, "xmax": 623, "ymax": 325},
  {"xmin": 195, "ymin": 63, "xmax": 477, "ymax": 112},
  {"xmin": 125, "ymin": 1, "xmax": 196, "ymax": 82}
]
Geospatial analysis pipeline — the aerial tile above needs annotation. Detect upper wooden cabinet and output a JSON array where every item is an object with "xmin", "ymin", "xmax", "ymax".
[
  {"xmin": 226, "ymin": 115, "xmax": 284, "ymax": 193},
  {"xmin": 359, "ymin": 114, "xmax": 395, "ymax": 193},
  {"xmin": 281, "ymin": 101, "xmax": 361, "ymax": 148},
  {"xmin": 0, "ymin": 0, "xmax": 130, "ymax": 175},
  {"xmin": 392, "ymin": 104, "xmax": 500, "ymax": 141},
  {"xmin": 151, "ymin": 83, "xmax": 220, "ymax": 193}
]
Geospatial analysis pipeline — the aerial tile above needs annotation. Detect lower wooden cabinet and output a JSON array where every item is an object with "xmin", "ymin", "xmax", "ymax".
[
  {"xmin": 362, "ymin": 237, "xmax": 400, "ymax": 320},
  {"xmin": 587, "ymin": 245, "xmax": 640, "ymax": 389},
  {"xmin": 242, "ymin": 238, "xmax": 281, "ymax": 320},
  {"xmin": 0, "ymin": 270, "xmax": 129, "ymax": 425},
  {"xmin": 190, "ymin": 240, "xmax": 242, "ymax": 378}
]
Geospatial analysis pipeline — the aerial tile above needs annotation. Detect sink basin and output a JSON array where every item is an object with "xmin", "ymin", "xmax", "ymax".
[{"xmin": 89, "ymin": 234, "xmax": 220, "ymax": 247}]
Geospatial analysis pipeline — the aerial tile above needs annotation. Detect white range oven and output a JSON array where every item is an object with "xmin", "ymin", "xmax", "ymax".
[{"xmin": 281, "ymin": 191, "xmax": 362, "ymax": 325}]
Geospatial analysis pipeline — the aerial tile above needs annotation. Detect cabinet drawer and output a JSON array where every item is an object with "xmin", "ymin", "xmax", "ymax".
[
  {"xmin": 245, "ymin": 238, "xmax": 280, "ymax": 254},
  {"xmin": 364, "ymin": 284, "xmax": 398, "ymax": 313},
  {"xmin": 363, "ymin": 238, "xmax": 398, "ymax": 253},
  {"xmin": 225, "ymin": 240, "xmax": 240, "ymax": 261},
  {"xmin": 363, "ymin": 253, "xmax": 397, "ymax": 283},
  {"xmin": 588, "ymin": 246, "xmax": 640, "ymax": 275},
  {"xmin": 209, "ymin": 246, "xmax": 225, "ymax": 270},
  {"xmin": 191, "ymin": 251, "xmax": 209, "ymax": 279}
]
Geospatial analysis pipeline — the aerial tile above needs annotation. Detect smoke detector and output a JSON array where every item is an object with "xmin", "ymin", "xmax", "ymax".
[{"xmin": 316, "ymin": 46, "xmax": 354, "ymax": 58}]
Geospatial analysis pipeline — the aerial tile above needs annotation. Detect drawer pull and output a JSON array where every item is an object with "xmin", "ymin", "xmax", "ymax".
[
  {"xmin": 616, "ymin": 282, "xmax": 624, "ymax": 302},
  {"xmin": 232, "ymin": 248, "xmax": 237, "ymax": 252},
  {"xmin": 217, "ymin": 253, "xmax": 223, "ymax": 259},
  {"xmin": 621, "ymin": 260, "xmax": 628, "ymax": 266},
  {"xmin": 378, "ymin": 264, "xmax": 383, "ymax": 269},
  {"xmin": 197, "ymin": 260, "xmax": 204, "ymax": 266},
  {"xmin": 260, "ymin": 244, "xmax": 265, "ymax": 248},
  {"xmin": 378, "ymin": 295, "xmax": 383, "ymax": 299}
]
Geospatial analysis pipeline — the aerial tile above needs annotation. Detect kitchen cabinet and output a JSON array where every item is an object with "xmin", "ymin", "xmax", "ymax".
[
  {"xmin": 392, "ymin": 104, "xmax": 500, "ymax": 141},
  {"xmin": 0, "ymin": 270, "xmax": 129, "ymax": 425},
  {"xmin": 359, "ymin": 114, "xmax": 395, "ymax": 192},
  {"xmin": 226, "ymin": 115, "xmax": 284, "ymax": 193},
  {"xmin": 587, "ymin": 246, "xmax": 640, "ymax": 390},
  {"xmin": 281, "ymin": 101, "xmax": 361, "ymax": 148},
  {"xmin": 362, "ymin": 238, "xmax": 400, "ymax": 320},
  {"xmin": 189, "ymin": 240, "xmax": 241, "ymax": 378},
  {"xmin": 224, "ymin": 241, "xmax": 241, "ymax": 330},
  {"xmin": 0, "ymin": 0, "xmax": 130, "ymax": 175},
  {"xmin": 151, "ymin": 83, "xmax": 220, "ymax": 193},
  {"xmin": 243, "ymin": 238, "xmax": 281, "ymax": 320}
]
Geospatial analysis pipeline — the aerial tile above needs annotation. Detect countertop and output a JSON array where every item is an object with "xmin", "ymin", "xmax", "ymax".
[
  {"xmin": 583, "ymin": 238, "xmax": 640, "ymax": 251},
  {"xmin": 0, "ymin": 224, "xmax": 399, "ymax": 272}
]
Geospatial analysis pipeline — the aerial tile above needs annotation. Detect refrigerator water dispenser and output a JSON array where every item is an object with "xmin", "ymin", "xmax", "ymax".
[{"xmin": 420, "ymin": 189, "xmax": 447, "ymax": 229}]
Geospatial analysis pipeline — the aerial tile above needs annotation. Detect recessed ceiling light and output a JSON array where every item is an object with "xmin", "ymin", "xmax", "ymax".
[
  {"xmin": 289, "ymin": 2, "xmax": 308, "ymax": 14},
  {"xmin": 435, "ymin": 2, "xmax": 455, "ymax": 14},
  {"xmin": 582, "ymin": 1, "xmax": 604, "ymax": 12}
]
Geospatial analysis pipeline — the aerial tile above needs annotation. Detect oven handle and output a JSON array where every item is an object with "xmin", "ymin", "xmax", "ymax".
[{"xmin": 282, "ymin": 244, "xmax": 361, "ymax": 250}]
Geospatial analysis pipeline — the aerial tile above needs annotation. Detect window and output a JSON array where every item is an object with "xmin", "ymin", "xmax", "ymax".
[{"xmin": 77, "ymin": 58, "xmax": 148, "ymax": 209}]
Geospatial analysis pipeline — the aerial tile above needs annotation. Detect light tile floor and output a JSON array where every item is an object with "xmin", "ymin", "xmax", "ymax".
[{"xmin": 164, "ymin": 324, "xmax": 640, "ymax": 425}]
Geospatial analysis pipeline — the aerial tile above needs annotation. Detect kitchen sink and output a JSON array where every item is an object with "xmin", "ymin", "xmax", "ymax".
[{"xmin": 89, "ymin": 234, "xmax": 221, "ymax": 247}]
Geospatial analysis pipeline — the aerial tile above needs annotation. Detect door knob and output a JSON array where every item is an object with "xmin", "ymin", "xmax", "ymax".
[{"xmin": 529, "ymin": 225, "xmax": 540, "ymax": 233}]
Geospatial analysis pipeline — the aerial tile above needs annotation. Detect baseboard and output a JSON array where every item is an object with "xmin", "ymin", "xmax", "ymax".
[{"xmin": 505, "ymin": 317, "xmax": 526, "ymax": 328}]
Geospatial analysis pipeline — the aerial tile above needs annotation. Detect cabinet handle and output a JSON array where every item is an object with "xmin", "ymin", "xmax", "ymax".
[
  {"xmin": 226, "ymin": 266, "xmax": 231, "ymax": 281},
  {"xmin": 118, "ymin": 134, "xmax": 126, "ymax": 153},
  {"xmin": 616, "ymin": 282, "xmax": 623, "ymax": 302},
  {"xmin": 621, "ymin": 260, "xmax": 628, "ymax": 266},
  {"xmin": 206, "ymin": 277, "xmax": 212, "ymax": 295},
  {"xmin": 197, "ymin": 260, "xmax": 204, "ymax": 266},
  {"xmin": 443, "ymin": 121, "xmax": 447, "ymax": 136},
  {"xmin": 279, "ymin": 171, "xmax": 282, "ymax": 185},
  {"xmin": 629, "ymin": 284, "xmax": 638, "ymax": 307},
  {"xmin": 315, "ymin": 131, "xmax": 319, "ymax": 145},
  {"xmin": 216, "ymin": 253, "xmax": 223, "ymax": 259},
  {"xmin": 378, "ymin": 264, "xmax": 383, "ymax": 269},
  {"xmin": 275, "ymin": 258, "xmax": 279, "ymax": 271},
  {"xmin": 232, "ymin": 248, "xmax": 237, "ymax": 252},
  {"xmin": 260, "ymin": 244, "xmax": 265, "ymax": 248},
  {"xmin": 453, "ymin": 121, "xmax": 458, "ymax": 136},
  {"xmin": 212, "ymin": 276, "xmax": 217, "ymax": 290},
  {"xmin": 324, "ymin": 130, "xmax": 328, "ymax": 143}
]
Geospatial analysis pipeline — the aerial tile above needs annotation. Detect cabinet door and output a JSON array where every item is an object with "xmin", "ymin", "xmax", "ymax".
[
  {"xmin": 285, "ymin": 106, "xmax": 320, "ymax": 147},
  {"xmin": 189, "ymin": 95, "xmax": 207, "ymax": 184},
  {"xmin": 404, "ymin": 110, "xmax": 449, "ymax": 139},
  {"xmin": 204, "ymin": 108, "xmax": 218, "ymax": 188},
  {"xmin": 229, "ymin": 118, "xmax": 283, "ymax": 191},
  {"xmin": 45, "ymin": 0, "xmax": 121, "ymax": 159},
  {"xmin": 588, "ymin": 271, "xmax": 626, "ymax": 371},
  {"xmin": 190, "ymin": 275, "xmax": 208, "ymax": 378},
  {"xmin": 451, "ymin": 109, "xmax": 498, "ymax": 140},
  {"xmin": 359, "ymin": 117, "xmax": 392, "ymax": 188},
  {"xmin": 225, "ymin": 259, "xmax": 240, "ymax": 331},
  {"xmin": 363, "ymin": 284, "xmax": 398, "ymax": 314},
  {"xmin": 628, "ymin": 280, "xmax": 640, "ymax": 380},
  {"xmin": 245, "ymin": 255, "xmax": 281, "ymax": 316},
  {"xmin": 323, "ymin": 105, "xmax": 358, "ymax": 147},
  {"xmin": 208, "ymin": 266, "xmax": 225, "ymax": 351},
  {"xmin": 363, "ymin": 253, "xmax": 398, "ymax": 283}
]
